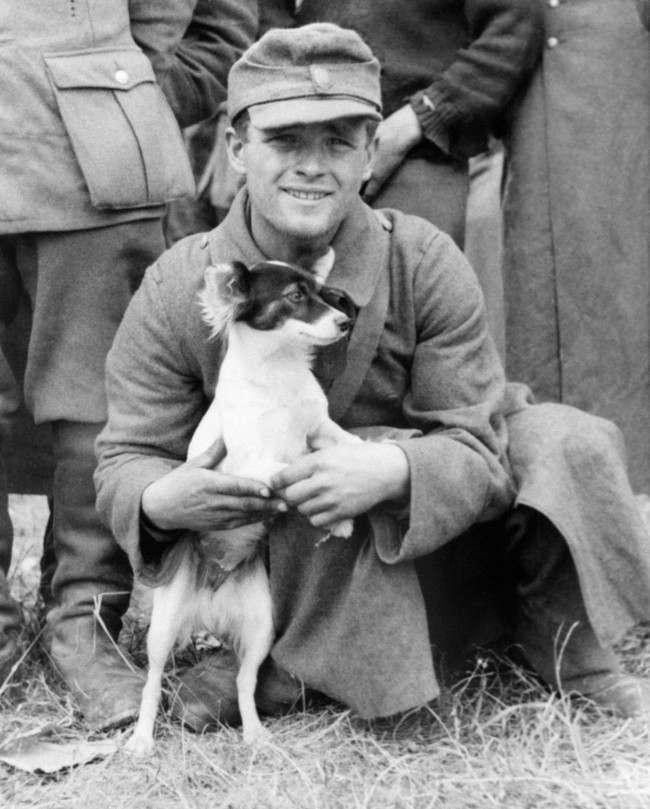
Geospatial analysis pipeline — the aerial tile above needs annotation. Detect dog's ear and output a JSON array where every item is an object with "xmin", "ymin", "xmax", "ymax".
[
  {"xmin": 307, "ymin": 247, "xmax": 335, "ymax": 285},
  {"xmin": 199, "ymin": 262, "xmax": 250, "ymax": 336}
]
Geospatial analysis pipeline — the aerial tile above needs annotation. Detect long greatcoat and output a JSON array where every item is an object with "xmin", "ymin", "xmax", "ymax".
[
  {"xmin": 502, "ymin": 0, "xmax": 650, "ymax": 491},
  {"xmin": 96, "ymin": 192, "xmax": 650, "ymax": 719}
]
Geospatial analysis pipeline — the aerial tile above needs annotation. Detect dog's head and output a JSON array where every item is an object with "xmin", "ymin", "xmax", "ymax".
[{"xmin": 199, "ymin": 249, "xmax": 354, "ymax": 347}]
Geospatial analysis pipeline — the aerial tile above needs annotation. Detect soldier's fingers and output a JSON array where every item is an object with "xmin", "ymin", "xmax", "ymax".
[
  {"xmin": 208, "ymin": 472, "xmax": 274, "ymax": 499},
  {"xmin": 211, "ymin": 494, "xmax": 286, "ymax": 514},
  {"xmin": 270, "ymin": 456, "xmax": 316, "ymax": 491}
]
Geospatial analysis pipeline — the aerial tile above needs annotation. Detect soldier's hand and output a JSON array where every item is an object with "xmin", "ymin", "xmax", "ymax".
[
  {"xmin": 270, "ymin": 441, "xmax": 410, "ymax": 530},
  {"xmin": 363, "ymin": 105, "xmax": 422, "ymax": 201},
  {"xmin": 141, "ymin": 440, "xmax": 287, "ymax": 532}
]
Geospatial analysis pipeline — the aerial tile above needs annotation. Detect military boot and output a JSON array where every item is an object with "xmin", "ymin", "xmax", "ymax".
[
  {"xmin": 507, "ymin": 506, "xmax": 650, "ymax": 719},
  {"xmin": 44, "ymin": 420, "xmax": 143, "ymax": 730},
  {"xmin": 45, "ymin": 607, "xmax": 143, "ymax": 730},
  {"xmin": 0, "ymin": 572, "xmax": 21, "ymax": 683},
  {"xmin": 0, "ymin": 456, "xmax": 21, "ymax": 683},
  {"xmin": 170, "ymin": 648, "xmax": 303, "ymax": 732}
]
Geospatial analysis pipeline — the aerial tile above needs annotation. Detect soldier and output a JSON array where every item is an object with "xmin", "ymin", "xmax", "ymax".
[
  {"xmin": 0, "ymin": 0, "xmax": 256, "ymax": 730},
  {"xmin": 96, "ymin": 24, "xmax": 650, "ymax": 730}
]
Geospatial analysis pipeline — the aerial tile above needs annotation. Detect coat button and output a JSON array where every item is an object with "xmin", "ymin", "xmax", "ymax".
[
  {"xmin": 114, "ymin": 69, "xmax": 129, "ymax": 84},
  {"xmin": 548, "ymin": 0, "xmax": 559, "ymax": 7},
  {"xmin": 547, "ymin": 36, "xmax": 559, "ymax": 48}
]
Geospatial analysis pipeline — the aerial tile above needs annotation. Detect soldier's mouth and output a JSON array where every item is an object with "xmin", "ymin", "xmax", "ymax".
[{"xmin": 284, "ymin": 189, "xmax": 332, "ymax": 201}]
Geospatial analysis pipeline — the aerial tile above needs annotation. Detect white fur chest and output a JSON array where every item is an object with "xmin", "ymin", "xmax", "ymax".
[{"xmin": 216, "ymin": 339, "xmax": 330, "ymax": 481}]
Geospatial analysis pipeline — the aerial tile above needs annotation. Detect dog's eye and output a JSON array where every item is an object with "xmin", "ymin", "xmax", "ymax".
[{"xmin": 285, "ymin": 289, "xmax": 306, "ymax": 304}]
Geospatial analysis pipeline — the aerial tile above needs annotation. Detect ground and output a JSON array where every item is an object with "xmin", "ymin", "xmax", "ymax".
[{"xmin": 1, "ymin": 494, "xmax": 650, "ymax": 809}]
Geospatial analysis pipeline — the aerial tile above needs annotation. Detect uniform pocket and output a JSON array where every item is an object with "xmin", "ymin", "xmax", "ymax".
[{"xmin": 44, "ymin": 48, "xmax": 195, "ymax": 209}]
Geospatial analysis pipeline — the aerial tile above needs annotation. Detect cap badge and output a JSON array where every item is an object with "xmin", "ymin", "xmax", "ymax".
[{"xmin": 310, "ymin": 65, "xmax": 332, "ymax": 92}]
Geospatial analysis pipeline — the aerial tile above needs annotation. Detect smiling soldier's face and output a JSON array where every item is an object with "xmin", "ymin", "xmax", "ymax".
[{"xmin": 227, "ymin": 116, "xmax": 377, "ymax": 259}]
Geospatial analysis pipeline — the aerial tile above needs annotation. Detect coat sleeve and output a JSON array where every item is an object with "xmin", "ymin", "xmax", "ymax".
[
  {"xmin": 129, "ymin": 0, "xmax": 257, "ymax": 128},
  {"xmin": 410, "ymin": 0, "xmax": 544, "ymax": 157},
  {"xmin": 373, "ymin": 229, "xmax": 515, "ymax": 564},
  {"xmin": 94, "ymin": 252, "xmax": 210, "ymax": 576}
]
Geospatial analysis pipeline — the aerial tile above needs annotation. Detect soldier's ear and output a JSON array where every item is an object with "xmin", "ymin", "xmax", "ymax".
[
  {"xmin": 225, "ymin": 126, "xmax": 248, "ymax": 176},
  {"xmin": 362, "ymin": 130, "xmax": 378, "ymax": 183},
  {"xmin": 199, "ymin": 262, "xmax": 251, "ymax": 336}
]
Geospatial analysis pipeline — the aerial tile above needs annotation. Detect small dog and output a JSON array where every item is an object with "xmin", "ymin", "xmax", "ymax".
[{"xmin": 126, "ymin": 249, "xmax": 360, "ymax": 755}]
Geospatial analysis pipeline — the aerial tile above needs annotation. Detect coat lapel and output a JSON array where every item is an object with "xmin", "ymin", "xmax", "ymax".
[{"xmin": 324, "ymin": 200, "xmax": 392, "ymax": 422}]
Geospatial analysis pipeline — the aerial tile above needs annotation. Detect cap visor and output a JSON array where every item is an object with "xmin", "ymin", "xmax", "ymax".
[{"xmin": 248, "ymin": 97, "xmax": 382, "ymax": 128}]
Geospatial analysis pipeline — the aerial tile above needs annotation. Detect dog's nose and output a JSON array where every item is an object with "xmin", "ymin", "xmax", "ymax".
[
  {"xmin": 319, "ymin": 286, "xmax": 357, "ymax": 327},
  {"xmin": 334, "ymin": 311, "xmax": 351, "ymax": 332}
]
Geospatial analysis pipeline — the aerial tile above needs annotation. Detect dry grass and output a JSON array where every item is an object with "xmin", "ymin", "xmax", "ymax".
[{"xmin": 2, "ymin": 495, "xmax": 650, "ymax": 809}]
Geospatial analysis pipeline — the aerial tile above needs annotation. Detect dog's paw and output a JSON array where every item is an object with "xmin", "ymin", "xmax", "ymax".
[
  {"xmin": 329, "ymin": 518, "xmax": 354, "ymax": 538},
  {"xmin": 124, "ymin": 732, "xmax": 156, "ymax": 758},
  {"xmin": 242, "ymin": 720, "xmax": 271, "ymax": 747}
]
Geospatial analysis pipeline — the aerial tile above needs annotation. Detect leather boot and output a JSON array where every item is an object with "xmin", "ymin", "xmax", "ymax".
[
  {"xmin": 38, "ymin": 502, "xmax": 55, "ymax": 613},
  {"xmin": 45, "ymin": 611, "xmax": 144, "ymax": 730},
  {"xmin": 169, "ymin": 648, "xmax": 303, "ymax": 732},
  {"xmin": 0, "ymin": 571, "xmax": 21, "ymax": 683},
  {"xmin": 0, "ymin": 453, "xmax": 21, "ymax": 683},
  {"xmin": 507, "ymin": 506, "xmax": 650, "ymax": 719},
  {"xmin": 44, "ymin": 420, "xmax": 143, "ymax": 730}
]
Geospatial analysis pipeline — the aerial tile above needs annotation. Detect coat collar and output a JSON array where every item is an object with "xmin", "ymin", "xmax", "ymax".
[{"xmin": 209, "ymin": 189, "xmax": 387, "ymax": 307}]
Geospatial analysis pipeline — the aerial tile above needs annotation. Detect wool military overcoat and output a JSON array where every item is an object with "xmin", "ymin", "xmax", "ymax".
[
  {"xmin": 0, "ymin": 0, "xmax": 256, "ymax": 234},
  {"xmin": 96, "ymin": 192, "xmax": 650, "ymax": 718},
  {"xmin": 502, "ymin": 0, "xmax": 650, "ymax": 491}
]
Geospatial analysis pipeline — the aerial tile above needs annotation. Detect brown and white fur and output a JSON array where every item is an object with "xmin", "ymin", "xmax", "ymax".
[{"xmin": 126, "ymin": 249, "xmax": 360, "ymax": 755}]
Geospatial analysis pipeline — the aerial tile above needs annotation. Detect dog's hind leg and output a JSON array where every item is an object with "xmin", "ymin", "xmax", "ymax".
[
  {"xmin": 229, "ymin": 558, "xmax": 275, "ymax": 746},
  {"xmin": 125, "ymin": 561, "xmax": 194, "ymax": 756}
]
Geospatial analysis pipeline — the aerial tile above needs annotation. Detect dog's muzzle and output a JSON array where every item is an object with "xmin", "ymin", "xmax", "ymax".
[{"xmin": 319, "ymin": 286, "xmax": 357, "ymax": 331}]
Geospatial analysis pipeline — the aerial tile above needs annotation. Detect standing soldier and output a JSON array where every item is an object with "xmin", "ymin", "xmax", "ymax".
[{"xmin": 0, "ymin": 0, "xmax": 256, "ymax": 730}]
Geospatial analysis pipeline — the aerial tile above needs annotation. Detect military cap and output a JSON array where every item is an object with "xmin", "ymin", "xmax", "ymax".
[{"xmin": 227, "ymin": 23, "xmax": 382, "ymax": 128}]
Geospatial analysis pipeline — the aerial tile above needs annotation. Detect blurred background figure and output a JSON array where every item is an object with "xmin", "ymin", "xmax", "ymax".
[
  {"xmin": 0, "ymin": 0, "xmax": 255, "ymax": 729},
  {"xmin": 502, "ymin": 0, "xmax": 650, "ymax": 493}
]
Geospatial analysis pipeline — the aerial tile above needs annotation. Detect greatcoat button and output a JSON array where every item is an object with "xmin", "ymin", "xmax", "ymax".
[
  {"xmin": 114, "ymin": 69, "xmax": 129, "ymax": 85},
  {"xmin": 548, "ymin": 0, "xmax": 559, "ymax": 7},
  {"xmin": 547, "ymin": 36, "xmax": 559, "ymax": 48}
]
